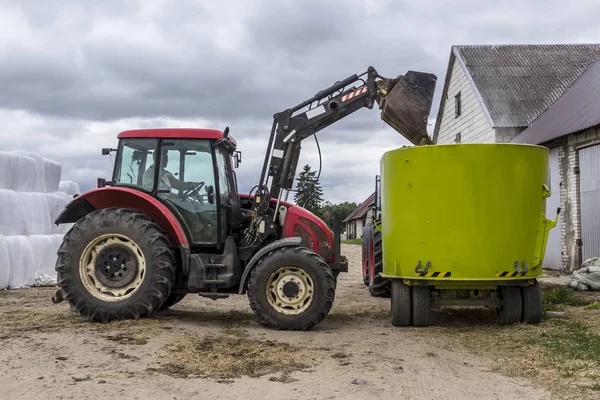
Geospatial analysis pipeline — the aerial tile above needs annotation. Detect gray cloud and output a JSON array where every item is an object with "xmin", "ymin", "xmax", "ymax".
[{"xmin": 1, "ymin": 0, "xmax": 599, "ymax": 205}]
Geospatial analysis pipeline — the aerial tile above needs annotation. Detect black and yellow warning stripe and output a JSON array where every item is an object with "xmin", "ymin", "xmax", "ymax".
[
  {"xmin": 418, "ymin": 271, "xmax": 451, "ymax": 278},
  {"xmin": 495, "ymin": 271, "xmax": 528, "ymax": 278}
]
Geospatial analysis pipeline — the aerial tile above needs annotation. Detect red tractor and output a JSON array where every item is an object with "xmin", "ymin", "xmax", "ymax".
[{"xmin": 51, "ymin": 66, "xmax": 436, "ymax": 330}]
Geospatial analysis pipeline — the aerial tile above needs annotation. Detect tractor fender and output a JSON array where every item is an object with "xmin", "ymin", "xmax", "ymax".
[
  {"xmin": 54, "ymin": 187, "xmax": 189, "ymax": 248},
  {"xmin": 238, "ymin": 236, "xmax": 302, "ymax": 294}
]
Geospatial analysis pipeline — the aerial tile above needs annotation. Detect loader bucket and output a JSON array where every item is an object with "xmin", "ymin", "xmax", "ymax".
[{"xmin": 379, "ymin": 71, "xmax": 437, "ymax": 146}]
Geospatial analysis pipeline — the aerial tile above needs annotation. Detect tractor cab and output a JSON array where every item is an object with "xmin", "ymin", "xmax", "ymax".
[{"xmin": 105, "ymin": 128, "xmax": 243, "ymax": 248}]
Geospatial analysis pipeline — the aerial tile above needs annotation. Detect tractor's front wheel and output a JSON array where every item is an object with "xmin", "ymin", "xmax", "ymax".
[
  {"xmin": 247, "ymin": 246, "xmax": 336, "ymax": 330},
  {"xmin": 55, "ymin": 208, "xmax": 176, "ymax": 323}
]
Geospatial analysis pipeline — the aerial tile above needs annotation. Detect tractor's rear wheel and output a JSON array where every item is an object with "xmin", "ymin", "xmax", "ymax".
[
  {"xmin": 247, "ymin": 246, "xmax": 336, "ymax": 330},
  {"xmin": 55, "ymin": 208, "xmax": 176, "ymax": 323},
  {"xmin": 368, "ymin": 227, "xmax": 390, "ymax": 297},
  {"xmin": 158, "ymin": 292, "xmax": 187, "ymax": 311}
]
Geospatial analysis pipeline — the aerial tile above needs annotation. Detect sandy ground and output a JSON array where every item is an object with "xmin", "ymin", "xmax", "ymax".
[{"xmin": 0, "ymin": 244, "xmax": 558, "ymax": 400}]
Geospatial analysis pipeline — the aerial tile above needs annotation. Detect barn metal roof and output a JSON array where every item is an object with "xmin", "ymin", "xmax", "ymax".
[
  {"xmin": 511, "ymin": 58, "xmax": 600, "ymax": 144},
  {"xmin": 455, "ymin": 44, "xmax": 600, "ymax": 128},
  {"xmin": 343, "ymin": 192, "xmax": 375, "ymax": 223}
]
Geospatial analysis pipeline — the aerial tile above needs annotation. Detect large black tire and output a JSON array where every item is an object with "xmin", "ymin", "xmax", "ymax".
[
  {"xmin": 158, "ymin": 292, "xmax": 187, "ymax": 311},
  {"xmin": 521, "ymin": 280, "xmax": 542, "ymax": 323},
  {"xmin": 368, "ymin": 227, "xmax": 390, "ymax": 297},
  {"xmin": 361, "ymin": 226, "xmax": 372, "ymax": 286},
  {"xmin": 391, "ymin": 279, "xmax": 412, "ymax": 326},
  {"xmin": 497, "ymin": 286, "xmax": 523, "ymax": 325},
  {"xmin": 411, "ymin": 285, "xmax": 431, "ymax": 327},
  {"xmin": 247, "ymin": 246, "xmax": 336, "ymax": 330},
  {"xmin": 55, "ymin": 208, "xmax": 176, "ymax": 323}
]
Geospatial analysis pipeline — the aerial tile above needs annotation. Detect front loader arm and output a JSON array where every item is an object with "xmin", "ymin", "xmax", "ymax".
[{"xmin": 240, "ymin": 66, "xmax": 436, "ymax": 251}]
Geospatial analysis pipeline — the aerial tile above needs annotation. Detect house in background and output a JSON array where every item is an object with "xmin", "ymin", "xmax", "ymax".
[
  {"xmin": 432, "ymin": 44, "xmax": 600, "ymax": 272},
  {"xmin": 343, "ymin": 192, "xmax": 375, "ymax": 239}
]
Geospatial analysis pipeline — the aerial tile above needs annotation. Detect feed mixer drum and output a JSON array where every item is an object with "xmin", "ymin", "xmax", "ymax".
[{"xmin": 379, "ymin": 143, "xmax": 556, "ymax": 281}]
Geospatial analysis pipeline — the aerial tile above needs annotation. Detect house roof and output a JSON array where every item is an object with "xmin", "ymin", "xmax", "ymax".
[
  {"xmin": 511, "ymin": 58, "xmax": 600, "ymax": 144},
  {"xmin": 433, "ymin": 44, "xmax": 600, "ymax": 142},
  {"xmin": 343, "ymin": 192, "xmax": 375, "ymax": 223}
]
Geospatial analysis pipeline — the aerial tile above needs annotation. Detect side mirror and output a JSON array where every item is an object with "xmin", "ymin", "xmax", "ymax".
[
  {"xmin": 206, "ymin": 185, "xmax": 215, "ymax": 204},
  {"xmin": 234, "ymin": 151, "xmax": 242, "ymax": 168},
  {"xmin": 102, "ymin": 148, "xmax": 116, "ymax": 155},
  {"xmin": 97, "ymin": 178, "xmax": 107, "ymax": 188}
]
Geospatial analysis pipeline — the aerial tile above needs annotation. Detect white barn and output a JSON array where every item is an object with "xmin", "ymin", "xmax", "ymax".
[{"xmin": 432, "ymin": 44, "xmax": 600, "ymax": 272}]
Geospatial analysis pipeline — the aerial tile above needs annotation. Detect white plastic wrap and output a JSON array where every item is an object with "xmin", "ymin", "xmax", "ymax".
[
  {"xmin": 14, "ymin": 151, "xmax": 47, "ymax": 192},
  {"xmin": 58, "ymin": 180, "xmax": 81, "ymax": 196},
  {"xmin": 0, "ymin": 152, "xmax": 37, "ymax": 191},
  {"xmin": 0, "ymin": 236, "xmax": 10, "ymax": 290},
  {"xmin": 27, "ymin": 234, "xmax": 62, "ymax": 286},
  {"xmin": 6, "ymin": 235, "xmax": 35, "ymax": 289},
  {"xmin": 43, "ymin": 158, "xmax": 62, "ymax": 193},
  {"xmin": 0, "ymin": 189, "xmax": 29, "ymax": 236},
  {"xmin": 45, "ymin": 192, "xmax": 72, "ymax": 233},
  {"xmin": 19, "ymin": 192, "xmax": 52, "ymax": 235}
]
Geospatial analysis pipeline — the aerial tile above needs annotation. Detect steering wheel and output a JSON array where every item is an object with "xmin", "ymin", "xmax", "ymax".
[{"xmin": 181, "ymin": 181, "xmax": 205, "ymax": 199}]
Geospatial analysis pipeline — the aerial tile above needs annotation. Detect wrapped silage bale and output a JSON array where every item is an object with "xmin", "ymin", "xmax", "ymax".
[
  {"xmin": 28, "ymin": 234, "xmax": 61, "ymax": 286},
  {"xmin": 43, "ymin": 158, "xmax": 62, "ymax": 193},
  {"xmin": 13, "ymin": 151, "xmax": 47, "ymax": 192},
  {"xmin": 0, "ymin": 236, "xmax": 10, "ymax": 290},
  {"xmin": 6, "ymin": 235, "xmax": 35, "ymax": 289},
  {"xmin": 58, "ymin": 180, "xmax": 81, "ymax": 196},
  {"xmin": 0, "ymin": 152, "xmax": 37, "ymax": 191},
  {"xmin": 45, "ymin": 192, "xmax": 72, "ymax": 233},
  {"xmin": 0, "ymin": 189, "xmax": 29, "ymax": 236},
  {"xmin": 19, "ymin": 192, "xmax": 52, "ymax": 235}
]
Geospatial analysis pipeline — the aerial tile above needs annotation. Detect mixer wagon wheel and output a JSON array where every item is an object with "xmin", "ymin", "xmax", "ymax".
[
  {"xmin": 497, "ymin": 286, "xmax": 523, "ymax": 325},
  {"xmin": 368, "ymin": 228, "xmax": 390, "ymax": 297},
  {"xmin": 391, "ymin": 279, "xmax": 412, "ymax": 326},
  {"xmin": 411, "ymin": 285, "xmax": 431, "ymax": 327},
  {"xmin": 521, "ymin": 280, "xmax": 542, "ymax": 323}
]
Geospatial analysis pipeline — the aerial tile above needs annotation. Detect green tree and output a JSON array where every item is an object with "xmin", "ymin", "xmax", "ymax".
[
  {"xmin": 294, "ymin": 164, "xmax": 324, "ymax": 214},
  {"xmin": 316, "ymin": 201, "xmax": 358, "ymax": 229}
]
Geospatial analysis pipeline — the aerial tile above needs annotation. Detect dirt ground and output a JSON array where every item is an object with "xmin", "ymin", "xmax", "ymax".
[{"xmin": 0, "ymin": 244, "xmax": 597, "ymax": 399}]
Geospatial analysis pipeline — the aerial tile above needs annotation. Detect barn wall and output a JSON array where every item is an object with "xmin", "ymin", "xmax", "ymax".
[
  {"xmin": 560, "ymin": 126, "xmax": 600, "ymax": 271},
  {"xmin": 435, "ymin": 58, "xmax": 495, "ymax": 144}
]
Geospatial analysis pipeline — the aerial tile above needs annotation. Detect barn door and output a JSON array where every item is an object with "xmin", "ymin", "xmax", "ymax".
[
  {"xmin": 544, "ymin": 147, "xmax": 563, "ymax": 270},
  {"xmin": 579, "ymin": 144, "xmax": 600, "ymax": 262}
]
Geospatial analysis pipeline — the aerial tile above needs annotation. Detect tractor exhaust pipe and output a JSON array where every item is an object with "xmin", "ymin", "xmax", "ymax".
[{"xmin": 377, "ymin": 71, "xmax": 437, "ymax": 146}]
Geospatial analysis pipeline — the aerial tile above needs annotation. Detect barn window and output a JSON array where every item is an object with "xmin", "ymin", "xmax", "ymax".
[
  {"xmin": 455, "ymin": 132, "xmax": 461, "ymax": 143},
  {"xmin": 455, "ymin": 92, "xmax": 461, "ymax": 118}
]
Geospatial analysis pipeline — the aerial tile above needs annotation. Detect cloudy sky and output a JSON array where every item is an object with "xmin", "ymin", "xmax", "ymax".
[{"xmin": 2, "ymin": 0, "xmax": 600, "ymax": 204}]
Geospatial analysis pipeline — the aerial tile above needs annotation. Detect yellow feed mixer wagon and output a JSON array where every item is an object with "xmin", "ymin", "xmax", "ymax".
[{"xmin": 362, "ymin": 143, "xmax": 559, "ymax": 327}]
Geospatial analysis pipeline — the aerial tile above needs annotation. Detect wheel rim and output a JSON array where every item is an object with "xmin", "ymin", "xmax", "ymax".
[
  {"xmin": 79, "ymin": 233, "xmax": 146, "ymax": 302},
  {"xmin": 266, "ymin": 266, "xmax": 314, "ymax": 315}
]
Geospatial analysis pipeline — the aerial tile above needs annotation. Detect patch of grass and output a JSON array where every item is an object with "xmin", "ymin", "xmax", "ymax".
[
  {"xmin": 524, "ymin": 319, "xmax": 600, "ymax": 374},
  {"xmin": 341, "ymin": 238, "xmax": 362, "ymax": 245},
  {"xmin": 590, "ymin": 383, "xmax": 600, "ymax": 391},
  {"xmin": 543, "ymin": 286, "xmax": 590, "ymax": 312},
  {"xmin": 586, "ymin": 302, "xmax": 600, "ymax": 310},
  {"xmin": 154, "ymin": 335, "xmax": 319, "ymax": 380}
]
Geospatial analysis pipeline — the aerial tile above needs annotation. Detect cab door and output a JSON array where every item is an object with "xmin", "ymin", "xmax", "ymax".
[{"xmin": 156, "ymin": 139, "xmax": 220, "ymax": 246}]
